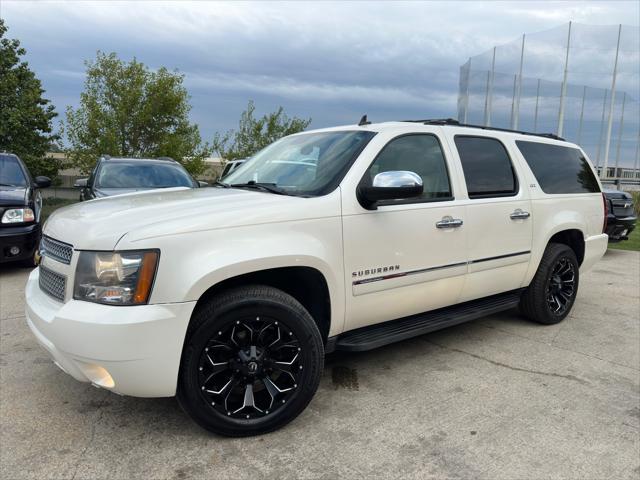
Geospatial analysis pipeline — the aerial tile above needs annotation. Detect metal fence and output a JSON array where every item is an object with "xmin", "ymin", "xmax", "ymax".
[{"xmin": 458, "ymin": 23, "xmax": 640, "ymax": 179}]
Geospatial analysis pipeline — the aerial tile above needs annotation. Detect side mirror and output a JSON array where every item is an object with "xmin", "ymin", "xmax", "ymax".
[
  {"xmin": 74, "ymin": 178, "xmax": 88, "ymax": 188},
  {"xmin": 34, "ymin": 176, "xmax": 51, "ymax": 188},
  {"xmin": 358, "ymin": 171, "xmax": 423, "ymax": 210},
  {"xmin": 198, "ymin": 181, "xmax": 209, "ymax": 187}
]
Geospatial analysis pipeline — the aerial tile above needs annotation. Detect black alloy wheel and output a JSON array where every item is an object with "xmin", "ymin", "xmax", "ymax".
[
  {"xmin": 178, "ymin": 285, "xmax": 324, "ymax": 436},
  {"xmin": 198, "ymin": 316, "xmax": 303, "ymax": 419},
  {"xmin": 545, "ymin": 256, "xmax": 576, "ymax": 316},
  {"xmin": 519, "ymin": 243, "xmax": 580, "ymax": 325}
]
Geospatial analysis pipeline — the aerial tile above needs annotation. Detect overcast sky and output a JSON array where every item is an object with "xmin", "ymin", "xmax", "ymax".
[{"xmin": 1, "ymin": 0, "xmax": 638, "ymax": 164}]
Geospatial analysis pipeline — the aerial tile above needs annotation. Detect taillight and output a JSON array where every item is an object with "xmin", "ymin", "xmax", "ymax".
[{"xmin": 602, "ymin": 193, "xmax": 608, "ymax": 234}]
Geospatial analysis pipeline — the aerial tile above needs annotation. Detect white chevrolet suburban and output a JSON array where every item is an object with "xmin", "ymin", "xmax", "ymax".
[{"xmin": 25, "ymin": 119, "xmax": 608, "ymax": 436}]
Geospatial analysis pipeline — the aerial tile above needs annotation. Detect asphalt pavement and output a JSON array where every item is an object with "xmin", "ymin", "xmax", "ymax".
[{"xmin": 1, "ymin": 249, "xmax": 639, "ymax": 479}]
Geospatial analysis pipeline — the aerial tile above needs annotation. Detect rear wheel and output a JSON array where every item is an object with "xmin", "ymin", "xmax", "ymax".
[
  {"xmin": 520, "ymin": 243, "xmax": 579, "ymax": 325},
  {"xmin": 177, "ymin": 285, "xmax": 324, "ymax": 436}
]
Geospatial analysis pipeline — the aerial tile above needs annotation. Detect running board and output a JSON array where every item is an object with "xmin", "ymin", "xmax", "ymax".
[{"xmin": 328, "ymin": 290, "xmax": 523, "ymax": 353}]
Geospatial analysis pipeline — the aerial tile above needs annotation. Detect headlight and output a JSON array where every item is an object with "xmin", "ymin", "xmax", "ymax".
[
  {"xmin": 73, "ymin": 250, "xmax": 159, "ymax": 305},
  {"xmin": 1, "ymin": 208, "xmax": 35, "ymax": 224}
]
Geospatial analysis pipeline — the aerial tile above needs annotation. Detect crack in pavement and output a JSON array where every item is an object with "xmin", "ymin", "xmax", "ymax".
[
  {"xmin": 479, "ymin": 322, "xmax": 640, "ymax": 373},
  {"xmin": 425, "ymin": 339, "xmax": 590, "ymax": 385},
  {"xmin": 68, "ymin": 389, "xmax": 111, "ymax": 480}
]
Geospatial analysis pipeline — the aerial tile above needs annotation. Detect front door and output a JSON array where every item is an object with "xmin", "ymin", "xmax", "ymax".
[{"xmin": 342, "ymin": 133, "xmax": 468, "ymax": 331}]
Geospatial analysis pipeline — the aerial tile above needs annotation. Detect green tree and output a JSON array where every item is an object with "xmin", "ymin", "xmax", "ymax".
[
  {"xmin": 0, "ymin": 19, "xmax": 59, "ymax": 178},
  {"xmin": 212, "ymin": 100, "xmax": 311, "ymax": 160},
  {"xmin": 64, "ymin": 52, "xmax": 208, "ymax": 175}
]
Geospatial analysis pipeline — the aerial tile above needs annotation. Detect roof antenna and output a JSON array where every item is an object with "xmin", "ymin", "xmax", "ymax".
[{"xmin": 358, "ymin": 114, "xmax": 371, "ymax": 126}]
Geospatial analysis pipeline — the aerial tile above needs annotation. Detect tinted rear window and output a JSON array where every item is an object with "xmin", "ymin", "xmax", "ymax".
[
  {"xmin": 515, "ymin": 141, "xmax": 600, "ymax": 194},
  {"xmin": 454, "ymin": 136, "xmax": 517, "ymax": 198}
]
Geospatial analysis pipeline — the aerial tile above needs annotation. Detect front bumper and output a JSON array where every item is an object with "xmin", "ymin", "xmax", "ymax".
[
  {"xmin": 0, "ymin": 223, "xmax": 40, "ymax": 263},
  {"xmin": 605, "ymin": 215, "xmax": 636, "ymax": 242},
  {"xmin": 25, "ymin": 268, "xmax": 196, "ymax": 397}
]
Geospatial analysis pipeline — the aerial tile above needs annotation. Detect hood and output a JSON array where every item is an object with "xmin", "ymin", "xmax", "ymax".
[
  {"xmin": 44, "ymin": 186, "xmax": 340, "ymax": 250},
  {"xmin": 0, "ymin": 186, "xmax": 27, "ymax": 206},
  {"xmin": 93, "ymin": 187, "xmax": 163, "ymax": 198}
]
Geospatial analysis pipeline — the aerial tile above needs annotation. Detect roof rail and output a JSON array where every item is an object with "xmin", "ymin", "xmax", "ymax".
[
  {"xmin": 402, "ymin": 118, "xmax": 565, "ymax": 141},
  {"xmin": 157, "ymin": 156, "xmax": 176, "ymax": 162}
]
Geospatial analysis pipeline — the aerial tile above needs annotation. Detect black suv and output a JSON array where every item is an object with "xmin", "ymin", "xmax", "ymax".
[
  {"xmin": 0, "ymin": 153, "xmax": 51, "ymax": 265},
  {"xmin": 75, "ymin": 156, "xmax": 205, "ymax": 201},
  {"xmin": 603, "ymin": 189, "xmax": 636, "ymax": 242}
]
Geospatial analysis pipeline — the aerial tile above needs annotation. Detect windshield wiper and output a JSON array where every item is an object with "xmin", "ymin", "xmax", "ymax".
[
  {"xmin": 0, "ymin": 183, "xmax": 19, "ymax": 187},
  {"xmin": 214, "ymin": 180, "xmax": 230, "ymax": 188},
  {"xmin": 229, "ymin": 181, "xmax": 288, "ymax": 195}
]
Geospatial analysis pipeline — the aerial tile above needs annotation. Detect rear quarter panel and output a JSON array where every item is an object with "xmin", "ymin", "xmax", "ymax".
[{"xmin": 510, "ymin": 141, "xmax": 605, "ymax": 283}]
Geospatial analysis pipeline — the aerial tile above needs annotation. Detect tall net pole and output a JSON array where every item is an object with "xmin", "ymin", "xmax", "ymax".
[
  {"xmin": 513, "ymin": 34, "xmax": 525, "ymax": 130},
  {"xmin": 634, "ymin": 129, "xmax": 640, "ymax": 178},
  {"xmin": 602, "ymin": 24, "xmax": 623, "ymax": 180},
  {"xmin": 557, "ymin": 22, "xmax": 572, "ymax": 137},
  {"xmin": 596, "ymin": 90, "xmax": 608, "ymax": 170},
  {"xmin": 614, "ymin": 92, "xmax": 627, "ymax": 175},
  {"xmin": 462, "ymin": 61, "xmax": 471, "ymax": 123},
  {"xmin": 484, "ymin": 47, "xmax": 496, "ymax": 127},
  {"xmin": 533, "ymin": 79, "xmax": 541, "ymax": 132},
  {"xmin": 577, "ymin": 86, "xmax": 586, "ymax": 146},
  {"xmin": 510, "ymin": 74, "xmax": 517, "ymax": 129}
]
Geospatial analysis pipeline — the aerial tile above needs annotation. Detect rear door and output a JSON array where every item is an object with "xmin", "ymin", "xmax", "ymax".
[{"xmin": 448, "ymin": 134, "xmax": 533, "ymax": 302}]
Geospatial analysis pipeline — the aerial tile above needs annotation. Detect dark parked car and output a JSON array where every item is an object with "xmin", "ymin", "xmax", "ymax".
[
  {"xmin": 603, "ymin": 189, "xmax": 636, "ymax": 242},
  {"xmin": 75, "ymin": 156, "xmax": 206, "ymax": 201},
  {"xmin": 0, "ymin": 153, "xmax": 51, "ymax": 265}
]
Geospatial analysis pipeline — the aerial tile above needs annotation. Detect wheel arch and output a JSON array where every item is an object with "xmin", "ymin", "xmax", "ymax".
[
  {"xmin": 191, "ymin": 265, "xmax": 333, "ymax": 345},
  {"xmin": 547, "ymin": 228, "xmax": 585, "ymax": 265}
]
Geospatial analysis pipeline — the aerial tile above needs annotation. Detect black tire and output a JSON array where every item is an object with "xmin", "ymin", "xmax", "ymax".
[
  {"xmin": 520, "ymin": 243, "xmax": 579, "ymax": 325},
  {"xmin": 177, "ymin": 285, "xmax": 324, "ymax": 437}
]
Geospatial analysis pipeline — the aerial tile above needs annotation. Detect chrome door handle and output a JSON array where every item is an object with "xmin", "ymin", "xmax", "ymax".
[
  {"xmin": 436, "ymin": 216, "xmax": 464, "ymax": 229},
  {"xmin": 510, "ymin": 209, "xmax": 531, "ymax": 220}
]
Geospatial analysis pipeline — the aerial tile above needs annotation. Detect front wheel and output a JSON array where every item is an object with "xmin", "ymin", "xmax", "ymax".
[
  {"xmin": 177, "ymin": 285, "xmax": 324, "ymax": 437},
  {"xmin": 520, "ymin": 243, "xmax": 579, "ymax": 325}
]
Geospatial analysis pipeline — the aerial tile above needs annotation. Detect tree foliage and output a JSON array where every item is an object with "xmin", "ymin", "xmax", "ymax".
[
  {"xmin": 212, "ymin": 100, "xmax": 311, "ymax": 160},
  {"xmin": 0, "ymin": 19, "xmax": 59, "ymax": 178},
  {"xmin": 64, "ymin": 52, "xmax": 208, "ymax": 174}
]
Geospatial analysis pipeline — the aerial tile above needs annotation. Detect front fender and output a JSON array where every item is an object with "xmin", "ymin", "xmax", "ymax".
[{"xmin": 120, "ymin": 218, "xmax": 346, "ymax": 337}]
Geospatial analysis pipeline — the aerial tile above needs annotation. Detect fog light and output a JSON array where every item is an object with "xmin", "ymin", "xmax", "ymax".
[
  {"xmin": 76, "ymin": 361, "xmax": 115, "ymax": 389},
  {"xmin": 9, "ymin": 246, "xmax": 20, "ymax": 256}
]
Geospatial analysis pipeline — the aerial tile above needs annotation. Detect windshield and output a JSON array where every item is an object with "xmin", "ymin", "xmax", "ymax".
[
  {"xmin": 0, "ymin": 155, "xmax": 27, "ymax": 187},
  {"xmin": 95, "ymin": 162, "xmax": 195, "ymax": 189},
  {"xmin": 222, "ymin": 130, "xmax": 376, "ymax": 196}
]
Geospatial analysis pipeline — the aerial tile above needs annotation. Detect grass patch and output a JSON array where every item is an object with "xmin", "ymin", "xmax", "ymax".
[{"xmin": 41, "ymin": 198, "xmax": 78, "ymax": 223}]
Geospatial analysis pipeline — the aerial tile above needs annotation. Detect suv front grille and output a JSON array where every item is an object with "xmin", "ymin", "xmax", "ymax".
[
  {"xmin": 39, "ymin": 266, "xmax": 67, "ymax": 302},
  {"xmin": 40, "ymin": 235, "xmax": 73, "ymax": 264}
]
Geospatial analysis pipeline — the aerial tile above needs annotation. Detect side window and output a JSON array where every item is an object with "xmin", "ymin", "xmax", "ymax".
[
  {"xmin": 454, "ymin": 136, "xmax": 518, "ymax": 198},
  {"xmin": 365, "ymin": 134, "xmax": 452, "ymax": 204},
  {"xmin": 515, "ymin": 141, "xmax": 600, "ymax": 194}
]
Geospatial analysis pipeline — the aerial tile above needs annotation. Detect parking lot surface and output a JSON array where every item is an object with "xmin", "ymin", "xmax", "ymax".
[{"xmin": 1, "ymin": 250, "xmax": 639, "ymax": 480}]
